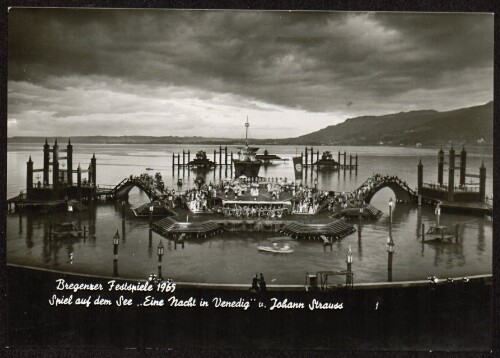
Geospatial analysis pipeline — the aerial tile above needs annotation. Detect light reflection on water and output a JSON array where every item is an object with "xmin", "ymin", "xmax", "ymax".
[{"xmin": 7, "ymin": 143, "xmax": 493, "ymax": 284}]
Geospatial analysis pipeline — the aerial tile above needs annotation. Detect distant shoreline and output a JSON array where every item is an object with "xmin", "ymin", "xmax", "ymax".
[{"xmin": 6, "ymin": 137, "xmax": 494, "ymax": 149}]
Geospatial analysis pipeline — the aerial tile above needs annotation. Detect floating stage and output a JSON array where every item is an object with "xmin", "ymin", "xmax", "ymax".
[
  {"xmin": 152, "ymin": 217, "xmax": 223, "ymax": 238},
  {"xmin": 152, "ymin": 212, "xmax": 356, "ymax": 242},
  {"xmin": 279, "ymin": 220, "xmax": 355, "ymax": 240}
]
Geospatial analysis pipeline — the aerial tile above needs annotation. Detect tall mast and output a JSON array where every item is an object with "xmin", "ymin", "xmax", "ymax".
[{"xmin": 245, "ymin": 116, "xmax": 249, "ymax": 146}]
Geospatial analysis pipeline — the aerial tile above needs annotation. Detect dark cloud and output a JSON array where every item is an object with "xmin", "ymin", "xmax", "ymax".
[{"xmin": 7, "ymin": 9, "xmax": 493, "ymax": 136}]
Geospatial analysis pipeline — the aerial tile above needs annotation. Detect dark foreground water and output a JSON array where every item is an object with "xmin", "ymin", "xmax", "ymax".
[{"xmin": 7, "ymin": 143, "xmax": 493, "ymax": 284}]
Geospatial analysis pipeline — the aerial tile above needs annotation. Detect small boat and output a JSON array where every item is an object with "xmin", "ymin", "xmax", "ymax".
[
  {"xmin": 146, "ymin": 168, "xmax": 154, "ymax": 171},
  {"xmin": 52, "ymin": 223, "xmax": 84, "ymax": 239},
  {"xmin": 258, "ymin": 242, "xmax": 294, "ymax": 254}
]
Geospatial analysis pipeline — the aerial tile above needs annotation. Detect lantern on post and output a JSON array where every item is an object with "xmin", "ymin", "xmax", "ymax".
[
  {"xmin": 358, "ymin": 206, "xmax": 364, "ymax": 245},
  {"xmin": 346, "ymin": 245, "xmax": 353, "ymax": 271},
  {"xmin": 157, "ymin": 241, "xmax": 164, "ymax": 279},
  {"xmin": 346, "ymin": 245, "xmax": 353, "ymax": 286},
  {"xmin": 388, "ymin": 197, "xmax": 393, "ymax": 237},
  {"xmin": 435, "ymin": 203, "xmax": 441, "ymax": 227},
  {"xmin": 113, "ymin": 230, "xmax": 120, "ymax": 261},
  {"xmin": 68, "ymin": 202, "xmax": 73, "ymax": 225},
  {"xmin": 149, "ymin": 204, "xmax": 154, "ymax": 228},
  {"xmin": 388, "ymin": 197, "xmax": 393, "ymax": 221},
  {"xmin": 387, "ymin": 236, "xmax": 395, "ymax": 282}
]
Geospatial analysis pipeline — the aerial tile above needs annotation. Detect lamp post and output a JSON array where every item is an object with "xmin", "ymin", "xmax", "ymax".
[
  {"xmin": 346, "ymin": 245, "xmax": 353, "ymax": 285},
  {"xmin": 314, "ymin": 178, "xmax": 318, "ymax": 192},
  {"xmin": 388, "ymin": 197, "xmax": 393, "ymax": 218},
  {"xmin": 435, "ymin": 204, "xmax": 441, "ymax": 227},
  {"xmin": 113, "ymin": 230, "xmax": 120, "ymax": 261},
  {"xmin": 121, "ymin": 200, "xmax": 125, "ymax": 220},
  {"xmin": 157, "ymin": 241, "xmax": 164, "ymax": 279},
  {"xmin": 358, "ymin": 207, "xmax": 364, "ymax": 249},
  {"xmin": 387, "ymin": 236, "xmax": 395, "ymax": 282},
  {"xmin": 388, "ymin": 197, "xmax": 393, "ymax": 237},
  {"xmin": 68, "ymin": 203, "xmax": 73, "ymax": 222},
  {"xmin": 149, "ymin": 204, "xmax": 154, "ymax": 228}
]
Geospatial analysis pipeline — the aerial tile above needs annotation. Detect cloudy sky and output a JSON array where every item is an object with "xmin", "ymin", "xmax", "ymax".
[{"xmin": 8, "ymin": 9, "xmax": 493, "ymax": 138}]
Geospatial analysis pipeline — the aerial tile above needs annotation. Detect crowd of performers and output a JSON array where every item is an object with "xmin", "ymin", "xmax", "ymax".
[
  {"xmin": 291, "ymin": 184, "xmax": 327, "ymax": 214},
  {"xmin": 222, "ymin": 204, "xmax": 289, "ymax": 218},
  {"xmin": 183, "ymin": 182, "xmax": 218, "ymax": 213},
  {"xmin": 168, "ymin": 176, "xmax": 375, "ymax": 216}
]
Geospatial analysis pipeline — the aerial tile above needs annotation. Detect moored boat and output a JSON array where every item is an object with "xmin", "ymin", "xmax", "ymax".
[{"xmin": 233, "ymin": 118, "xmax": 262, "ymax": 178}]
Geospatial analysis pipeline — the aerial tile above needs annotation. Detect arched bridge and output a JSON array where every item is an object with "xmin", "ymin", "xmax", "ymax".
[
  {"xmin": 111, "ymin": 177, "xmax": 167, "ymax": 201},
  {"xmin": 354, "ymin": 174, "xmax": 417, "ymax": 203}
]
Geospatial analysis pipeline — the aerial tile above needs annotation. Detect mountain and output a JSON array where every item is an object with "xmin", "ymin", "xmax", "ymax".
[
  {"xmin": 285, "ymin": 101, "xmax": 493, "ymax": 146},
  {"xmin": 8, "ymin": 102, "xmax": 493, "ymax": 146}
]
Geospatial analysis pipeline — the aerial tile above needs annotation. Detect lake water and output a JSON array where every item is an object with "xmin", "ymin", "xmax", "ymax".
[{"xmin": 6, "ymin": 143, "xmax": 493, "ymax": 285}]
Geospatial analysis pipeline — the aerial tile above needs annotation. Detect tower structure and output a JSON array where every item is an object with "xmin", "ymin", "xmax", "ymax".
[
  {"xmin": 52, "ymin": 139, "xmax": 59, "ymax": 196},
  {"xmin": 26, "ymin": 156, "xmax": 33, "ymax": 196},
  {"xmin": 67, "ymin": 139, "xmax": 73, "ymax": 186},
  {"xmin": 24, "ymin": 139, "xmax": 96, "ymax": 201},
  {"xmin": 479, "ymin": 161, "xmax": 486, "ymax": 202},
  {"xmin": 437, "ymin": 146, "xmax": 444, "ymax": 186},
  {"xmin": 447, "ymin": 146, "xmax": 455, "ymax": 202},
  {"xmin": 43, "ymin": 138, "xmax": 50, "ymax": 185},
  {"xmin": 417, "ymin": 159, "xmax": 423, "ymax": 195},
  {"xmin": 460, "ymin": 146, "xmax": 467, "ymax": 186}
]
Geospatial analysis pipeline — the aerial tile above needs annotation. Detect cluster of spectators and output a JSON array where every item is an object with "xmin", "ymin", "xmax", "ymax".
[{"xmin": 130, "ymin": 173, "xmax": 166, "ymax": 197}]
